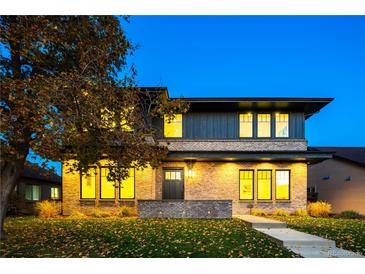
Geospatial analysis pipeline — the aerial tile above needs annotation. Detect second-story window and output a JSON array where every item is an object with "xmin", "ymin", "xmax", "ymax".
[
  {"xmin": 164, "ymin": 114, "xmax": 182, "ymax": 138},
  {"xmin": 257, "ymin": 114, "xmax": 271, "ymax": 138},
  {"xmin": 239, "ymin": 113, "xmax": 253, "ymax": 138},
  {"xmin": 275, "ymin": 113, "xmax": 289, "ymax": 138}
]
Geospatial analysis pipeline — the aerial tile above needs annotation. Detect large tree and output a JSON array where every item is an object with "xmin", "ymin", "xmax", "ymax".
[{"xmin": 0, "ymin": 16, "xmax": 188, "ymax": 239}]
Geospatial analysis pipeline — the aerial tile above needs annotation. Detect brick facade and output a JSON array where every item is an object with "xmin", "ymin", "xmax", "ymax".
[
  {"xmin": 62, "ymin": 162, "xmax": 155, "ymax": 215},
  {"xmin": 62, "ymin": 160, "xmax": 307, "ymax": 215},
  {"xmin": 159, "ymin": 139, "xmax": 307, "ymax": 151}
]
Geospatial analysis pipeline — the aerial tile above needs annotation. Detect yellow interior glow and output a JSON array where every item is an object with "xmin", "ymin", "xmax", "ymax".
[
  {"xmin": 120, "ymin": 168, "xmax": 135, "ymax": 199},
  {"xmin": 164, "ymin": 114, "xmax": 182, "ymax": 138},
  {"xmin": 239, "ymin": 113, "xmax": 253, "ymax": 138},
  {"xmin": 81, "ymin": 168, "xmax": 96, "ymax": 199},
  {"xmin": 275, "ymin": 113, "xmax": 289, "ymax": 137},
  {"xmin": 258, "ymin": 170, "xmax": 271, "ymax": 199},
  {"xmin": 257, "ymin": 114, "xmax": 271, "ymax": 137},
  {"xmin": 240, "ymin": 170, "xmax": 254, "ymax": 199},
  {"xmin": 276, "ymin": 170, "xmax": 290, "ymax": 200},
  {"xmin": 100, "ymin": 168, "xmax": 115, "ymax": 199}
]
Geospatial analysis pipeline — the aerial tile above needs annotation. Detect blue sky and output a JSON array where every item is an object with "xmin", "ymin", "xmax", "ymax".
[
  {"xmin": 32, "ymin": 16, "xmax": 365, "ymax": 174},
  {"xmin": 124, "ymin": 16, "xmax": 365, "ymax": 146}
]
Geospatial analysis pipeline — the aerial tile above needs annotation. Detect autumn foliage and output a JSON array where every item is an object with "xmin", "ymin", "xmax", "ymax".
[{"xmin": 0, "ymin": 16, "xmax": 188, "ymax": 239}]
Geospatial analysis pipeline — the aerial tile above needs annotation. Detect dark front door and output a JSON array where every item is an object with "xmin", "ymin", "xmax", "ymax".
[{"xmin": 163, "ymin": 168, "xmax": 184, "ymax": 199}]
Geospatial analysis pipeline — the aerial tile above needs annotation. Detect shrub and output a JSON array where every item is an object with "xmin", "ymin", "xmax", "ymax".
[
  {"xmin": 294, "ymin": 209, "xmax": 308, "ymax": 216},
  {"xmin": 307, "ymin": 201, "xmax": 332, "ymax": 217},
  {"xmin": 335, "ymin": 210, "xmax": 362, "ymax": 219},
  {"xmin": 90, "ymin": 209, "xmax": 112, "ymax": 218},
  {"xmin": 272, "ymin": 209, "xmax": 289, "ymax": 216},
  {"xmin": 35, "ymin": 200, "xmax": 60, "ymax": 218},
  {"xmin": 68, "ymin": 210, "xmax": 87, "ymax": 219},
  {"xmin": 117, "ymin": 206, "xmax": 138, "ymax": 217},
  {"xmin": 251, "ymin": 209, "xmax": 267, "ymax": 216}
]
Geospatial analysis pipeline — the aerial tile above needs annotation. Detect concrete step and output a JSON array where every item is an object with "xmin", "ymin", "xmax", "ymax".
[
  {"xmin": 288, "ymin": 246, "xmax": 364, "ymax": 258},
  {"xmin": 256, "ymin": 228, "xmax": 336, "ymax": 249},
  {"xmin": 234, "ymin": 215, "xmax": 287, "ymax": 229}
]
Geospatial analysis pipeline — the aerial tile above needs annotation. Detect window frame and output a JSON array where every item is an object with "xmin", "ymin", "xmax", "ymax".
[
  {"xmin": 239, "ymin": 169, "xmax": 254, "ymax": 200},
  {"xmin": 257, "ymin": 113, "xmax": 272, "ymax": 138},
  {"xmin": 50, "ymin": 186, "xmax": 61, "ymax": 200},
  {"xmin": 257, "ymin": 169, "xmax": 272, "ymax": 201},
  {"xmin": 275, "ymin": 169, "xmax": 291, "ymax": 200},
  {"xmin": 239, "ymin": 113, "xmax": 254, "ymax": 138},
  {"xmin": 275, "ymin": 113, "xmax": 290, "ymax": 138},
  {"xmin": 119, "ymin": 168, "xmax": 136, "ymax": 200},
  {"xmin": 80, "ymin": 167, "xmax": 97, "ymax": 200},
  {"xmin": 25, "ymin": 184, "xmax": 41, "ymax": 201},
  {"xmin": 163, "ymin": 114, "xmax": 183, "ymax": 138},
  {"xmin": 99, "ymin": 167, "xmax": 117, "ymax": 200}
]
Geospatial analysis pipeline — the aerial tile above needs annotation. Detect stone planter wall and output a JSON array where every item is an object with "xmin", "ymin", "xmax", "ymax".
[{"xmin": 138, "ymin": 200, "xmax": 232, "ymax": 219}]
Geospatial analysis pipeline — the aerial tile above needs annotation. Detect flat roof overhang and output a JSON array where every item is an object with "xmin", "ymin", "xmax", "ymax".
[
  {"xmin": 171, "ymin": 97, "xmax": 334, "ymax": 119},
  {"xmin": 166, "ymin": 150, "xmax": 333, "ymax": 164}
]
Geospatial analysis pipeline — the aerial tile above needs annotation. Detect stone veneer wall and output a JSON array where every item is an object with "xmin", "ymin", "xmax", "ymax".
[
  {"xmin": 62, "ymin": 161, "xmax": 155, "ymax": 215},
  {"xmin": 159, "ymin": 139, "xmax": 307, "ymax": 151},
  {"xmin": 155, "ymin": 161, "xmax": 307, "ymax": 214},
  {"xmin": 138, "ymin": 200, "xmax": 232, "ymax": 218}
]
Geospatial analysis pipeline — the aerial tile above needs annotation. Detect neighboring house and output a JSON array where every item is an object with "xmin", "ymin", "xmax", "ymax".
[
  {"xmin": 62, "ymin": 88, "xmax": 333, "ymax": 217},
  {"xmin": 8, "ymin": 167, "xmax": 62, "ymax": 215},
  {"xmin": 308, "ymin": 147, "xmax": 365, "ymax": 214}
]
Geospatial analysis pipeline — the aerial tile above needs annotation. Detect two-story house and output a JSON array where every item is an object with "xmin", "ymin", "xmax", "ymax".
[{"xmin": 62, "ymin": 88, "xmax": 333, "ymax": 217}]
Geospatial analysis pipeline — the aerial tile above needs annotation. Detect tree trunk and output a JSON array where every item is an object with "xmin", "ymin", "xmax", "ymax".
[{"xmin": 0, "ymin": 159, "xmax": 24, "ymax": 240}]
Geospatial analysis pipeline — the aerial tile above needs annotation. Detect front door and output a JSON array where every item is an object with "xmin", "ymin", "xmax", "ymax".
[{"xmin": 163, "ymin": 168, "xmax": 184, "ymax": 199}]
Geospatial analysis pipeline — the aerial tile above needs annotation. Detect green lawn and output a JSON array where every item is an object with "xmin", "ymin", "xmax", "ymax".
[
  {"xmin": 271, "ymin": 216, "xmax": 365, "ymax": 255},
  {"xmin": 1, "ymin": 217, "xmax": 297, "ymax": 258}
]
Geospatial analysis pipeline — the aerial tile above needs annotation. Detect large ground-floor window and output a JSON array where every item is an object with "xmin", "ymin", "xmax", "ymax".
[
  {"xmin": 257, "ymin": 170, "xmax": 272, "ymax": 200},
  {"xmin": 100, "ymin": 167, "xmax": 135, "ymax": 199},
  {"xmin": 239, "ymin": 170, "xmax": 254, "ymax": 200},
  {"xmin": 80, "ymin": 168, "xmax": 97, "ymax": 199},
  {"xmin": 120, "ymin": 168, "xmax": 135, "ymax": 199},
  {"xmin": 275, "ymin": 170, "xmax": 290, "ymax": 200},
  {"xmin": 239, "ymin": 169, "xmax": 291, "ymax": 201}
]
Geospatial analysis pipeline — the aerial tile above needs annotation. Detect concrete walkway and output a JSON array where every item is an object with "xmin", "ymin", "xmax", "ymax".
[{"xmin": 234, "ymin": 215, "xmax": 364, "ymax": 258}]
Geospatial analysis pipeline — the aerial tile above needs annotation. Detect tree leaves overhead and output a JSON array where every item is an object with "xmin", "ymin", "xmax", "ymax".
[{"xmin": 0, "ymin": 16, "xmax": 188, "ymax": 180}]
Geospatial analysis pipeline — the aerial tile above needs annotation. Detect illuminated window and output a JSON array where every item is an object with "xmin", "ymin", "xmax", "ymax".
[
  {"xmin": 81, "ymin": 168, "xmax": 96, "ymax": 199},
  {"xmin": 276, "ymin": 170, "xmax": 290, "ymax": 200},
  {"xmin": 257, "ymin": 114, "xmax": 271, "ymax": 137},
  {"xmin": 25, "ymin": 185, "xmax": 40, "ymax": 201},
  {"xmin": 239, "ymin": 114, "xmax": 253, "ymax": 138},
  {"xmin": 164, "ymin": 114, "xmax": 182, "ymax": 138},
  {"xmin": 120, "ymin": 168, "xmax": 135, "ymax": 199},
  {"xmin": 239, "ymin": 170, "xmax": 254, "ymax": 200},
  {"xmin": 100, "ymin": 168, "xmax": 115, "ymax": 199},
  {"xmin": 275, "ymin": 114, "xmax": 289, "ymax": 137},
  {"xmin": 51, "ymin": 187, "xmax": 60, "ymax": 199},
  {"xmin": 257, "ymin": 170, "xmax": 272, "ymax": 200}
]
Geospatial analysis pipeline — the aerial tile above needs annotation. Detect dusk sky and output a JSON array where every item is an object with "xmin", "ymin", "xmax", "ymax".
[
  {"xmin": 35, "ymin": 16, "xmax": 365, "ymax": 174},
  {"xmin": 124, "ymin": 16, "xmax": 365, "ymax": 146}
]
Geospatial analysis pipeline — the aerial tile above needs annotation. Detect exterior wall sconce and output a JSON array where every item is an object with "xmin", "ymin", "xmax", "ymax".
[
  {"xmin": 322, "ymin": 176, "xmax": 330, "ymax": 180},
  {"xmin": 185, "ymin": 160, "xmax": 196, "ymax": 178},
  {"xmin": 345, "ymin": 176, "xmax": 351, "ymax": 182}
]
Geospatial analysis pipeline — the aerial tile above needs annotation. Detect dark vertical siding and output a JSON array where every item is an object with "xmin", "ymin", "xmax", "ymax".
[
  {"xmin": 289, "ymin": 112, "xmax": 305, "ymax": 138},
  {"xmin": 184, "ymin": 112, "xmax": 239, "ymax": 139},
  {"xmin": 156, "ymin": 111, "xmax": 305, "ymax": 139}
]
